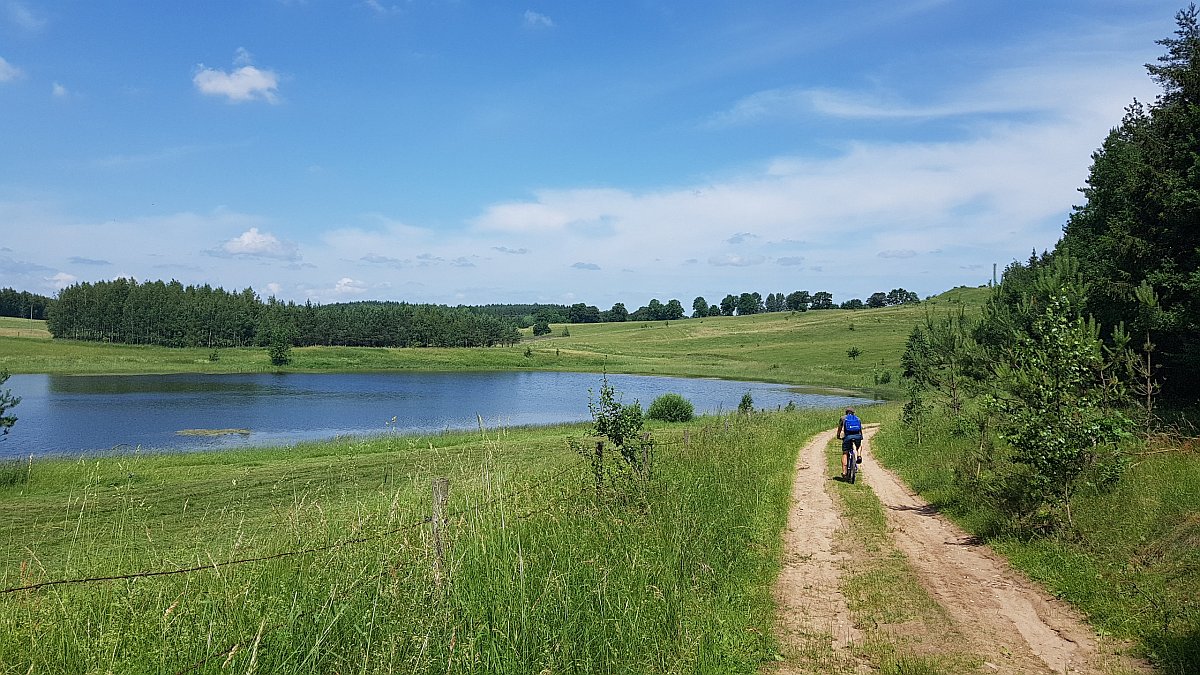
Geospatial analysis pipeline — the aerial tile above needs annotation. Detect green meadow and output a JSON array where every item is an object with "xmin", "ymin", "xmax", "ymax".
[
  {"xmin": 0, "ymin": 288, "xmax": 989, "ymax": 396},
  {"xmin": 0, "ymin": 316, "xmax": 50, "ymax": 340}
]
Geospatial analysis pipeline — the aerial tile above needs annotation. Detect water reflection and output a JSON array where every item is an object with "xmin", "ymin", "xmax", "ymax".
[{"xmin": 2, "ymin": 372, "xmax": 874, "ymax": 457}]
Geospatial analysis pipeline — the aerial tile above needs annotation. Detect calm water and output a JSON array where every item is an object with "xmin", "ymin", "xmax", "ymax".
[{"xmin": 0, "ymin": 372, "xmax": 872, "ymax": 457}]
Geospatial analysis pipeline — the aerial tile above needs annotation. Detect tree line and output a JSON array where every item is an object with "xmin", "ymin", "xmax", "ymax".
[
  {"xmin": 0, "ymin": 288, "xmax": 53, "ymax": 321},
  {"xmin": 26, "ymin": 282, "xmax": 923, "ymax": 347},
  {"xmin": 47, "ymin": 278, "xmax": 521, "ymax": 349},
  {"xmin": 522, "ymin": 287, "xmax": 923, "ymax": 331},
  {"xmin": 692, "ymin": 288, "xmax": 919, "ymax": 317}
]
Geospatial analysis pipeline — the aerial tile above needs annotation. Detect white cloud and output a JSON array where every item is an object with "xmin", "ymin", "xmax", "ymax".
[
  {"xmin": 452, "ymin": 56, "xmax": 1143, "ymax": 303},
  {"xmin": 572, "ymin": 262, "xmax": 600, "ymax": 270},
  {"xmin": 0, "ymin": 203, "xmax": 309, "ymax": 296},
  {"xmin": 524, "ymin": 10, "xmax": 555, "ymax": 29},
  {"xmin": 5, "ymin": 1, "xmax": 44, "ymax": 32},
  {"xmin": 47, "ymin": 272, "xmax": 77, "ymax": 288},
  {"xmin": 334, "ymin": 277, "xmax": 368, "ymax": 296},
  {"xmin": 363, "ymin": 0, "xmax": 402, "ymax": 16},
  {"xmin": 218, "ymin": 227, "xmax": 300, "ymax": 260},
  {"xmin": 232, "ymin": 47, "xmax": 255, "ymax": 67},
  {"xmin": 51, "ymin": 82, "xmax": 68, "ymax": 98},
  {"xmin": 473, "ymin": 201, "xmax": 575, "ymax": 233},
  {"xmin": 0, "ymin": 56, "xmax": 22, "ymax": 83},
  {"xmin": 709, "ymin": 254, "xmax": 766, "ymax": 267},
  {"xmin": 193, "ymin": 50, "xmax": 281, "ymax": 104},
  {"xmin": 472, "ymin": 188, "xmax": 634, "ymax": 235},
  {"xmin": 704, "ymin": 55, "xmax": 1149, "ymax": 130}
]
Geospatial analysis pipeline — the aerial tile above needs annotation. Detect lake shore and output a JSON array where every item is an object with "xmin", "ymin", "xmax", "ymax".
[{"xmin": 2, "ymin": 297, "xmax": 962, "ymax": 401}]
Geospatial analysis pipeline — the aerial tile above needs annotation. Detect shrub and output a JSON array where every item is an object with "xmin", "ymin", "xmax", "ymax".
[
  {"xmin": 647, "ymin": 393, "xmax": 694, "ymax": 422},
  {"xmin": 585, "ymin": 375, "xmax": 652, "ymax": 481},
  {"xmin": 267, "ymin": 339, "xmax": 292, "ymax": 366},
  {"xmin": 738, "ymin": 392, "xmax": 754, "ymax": 415}
]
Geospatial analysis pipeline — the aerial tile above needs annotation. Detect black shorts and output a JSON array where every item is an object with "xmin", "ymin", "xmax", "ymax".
[{"xmin": 842, "ymin": 435, "xmax": 862, "ymax": 453}]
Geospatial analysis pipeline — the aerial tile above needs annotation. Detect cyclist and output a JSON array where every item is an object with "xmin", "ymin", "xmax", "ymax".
[{"xmin": 836, "ymin": 407, "xmax": 863, "ymax": 479}]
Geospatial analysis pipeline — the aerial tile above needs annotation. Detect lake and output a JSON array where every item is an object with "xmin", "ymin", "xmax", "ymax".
[{"xmin": 0, "ymin": 372, "xmax": 873, "ymax": 457}]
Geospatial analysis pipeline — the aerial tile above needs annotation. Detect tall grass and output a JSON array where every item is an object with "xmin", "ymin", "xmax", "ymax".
[
  {"xmin": 870, "ymin": 404, "xmax": 1200, "ymax": 674},
  {"xmin": 0, "ymin": 410, "xmax": 834, "ymax": 673}
]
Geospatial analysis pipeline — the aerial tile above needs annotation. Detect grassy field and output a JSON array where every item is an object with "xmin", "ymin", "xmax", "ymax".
[
  {"xmin": 0, "ymin": 287, "xmax": 992, "ymax": 395},
  {"xmin": 0, "ymin": 410, "xmax": 839, "ymax": 673},
  {"xmin": 0, "ymin": 316, "xmax": 49, "ymax": 340}
]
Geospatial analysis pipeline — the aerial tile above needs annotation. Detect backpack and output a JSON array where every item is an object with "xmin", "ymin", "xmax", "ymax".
[{"xmin": 844, "ymin": 413, "xmax": 862, "ymax": 434}]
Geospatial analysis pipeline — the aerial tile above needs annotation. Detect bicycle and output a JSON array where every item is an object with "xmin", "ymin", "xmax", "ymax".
[{"xmin": 845, "ymin": 445, "xmax": 858, "ymax": 484}]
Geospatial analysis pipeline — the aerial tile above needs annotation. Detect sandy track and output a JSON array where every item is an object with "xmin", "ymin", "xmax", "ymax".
[
  {"xmin": 773, "ymin": 426, "xmax": 1147, "ymax": 675},
  {"xmin": 772, "ymin": 429, "xmax": 862, "ymax": 672},
  {"xmin": 856, "ymin": 432, "xmax": 1148, "ymax": 674}
]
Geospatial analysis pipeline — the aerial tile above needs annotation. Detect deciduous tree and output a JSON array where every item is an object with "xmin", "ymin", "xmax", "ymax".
[{"xmin": 785, "ymin": 290, "xmax": 810, "ymax": 311}]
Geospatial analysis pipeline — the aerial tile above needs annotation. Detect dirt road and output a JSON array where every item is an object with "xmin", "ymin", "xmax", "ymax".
[
  {"xmin": 772, "ymin": 429, "xmax": 860, "ymax": 673},
  {"xmin": 772, "ymin": 427, "xmax": 1147, "ymax": 674}
]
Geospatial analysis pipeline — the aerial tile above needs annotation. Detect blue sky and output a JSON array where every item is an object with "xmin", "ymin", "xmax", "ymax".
[{"xmin": 0, "ymin": 1, "xmax": 1184, "ymax": 308}]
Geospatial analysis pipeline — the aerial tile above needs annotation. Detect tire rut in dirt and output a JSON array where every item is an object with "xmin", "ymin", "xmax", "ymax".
[
  {"xmin": 857, "ymin": 434, "xmax": 1150, "ymax": 675},
  {"xmin": 771, "ymin": 429, "xmax": 862, "ymax": 673}
]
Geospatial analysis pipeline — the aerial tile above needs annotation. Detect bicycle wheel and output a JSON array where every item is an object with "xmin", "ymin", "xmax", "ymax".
[{"xmin": 847, "ymin": 449, "xmax": 857, "ymax": 483}]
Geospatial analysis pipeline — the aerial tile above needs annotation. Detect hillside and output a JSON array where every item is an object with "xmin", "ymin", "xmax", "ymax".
[{"xmin": 0, "ymin": 286, "xmax": 993, "ymax": 391}]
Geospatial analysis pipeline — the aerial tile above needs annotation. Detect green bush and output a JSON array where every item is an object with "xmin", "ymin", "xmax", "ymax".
[
  {"xmin": 647, "ymin": 393, "xmax": 694, "ymax": 422},
  {"xmin": 267, "ymin": 339, "xmax": 292, "ymax": 366},
  {"xmin": 738, "ymin": 392, "xmax": 754, "ymax": 415}
]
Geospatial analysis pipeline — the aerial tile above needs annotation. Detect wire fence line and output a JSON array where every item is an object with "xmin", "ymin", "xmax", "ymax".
[
  {"xmin": 163, "ymin": 445, "xmax": 674, "ymax": 675},
  {"xmin": 1, "ymin": 460, "xmax": 586, "ymax": 595},
  {"xmin": 0, "ymin": 429, "xmax": 713, "ymax": 596}
]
